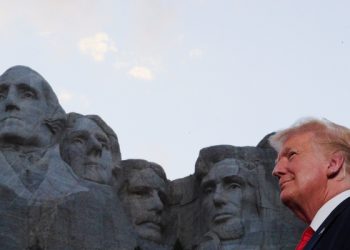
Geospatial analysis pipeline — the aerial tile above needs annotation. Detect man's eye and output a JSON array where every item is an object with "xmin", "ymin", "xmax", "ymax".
[
  {"xmin": 132, "ymin": 190, "xmax": 147, "ymax": 196},
  {"xmin": 203, "ymin": 185, "xmax": 214, "ymax": 194},
  {"xmin": 228, "ymin": 183, "xmax": 241, "ymax": 190},
  {"xmin": 0, "ymin": 93, "xmax": 6, "ymax": 100},
  {"xmin": 73, "ymin": 137, "xmax": 85, "ymax": 144},
  {"xmin": 287, "ymin": 151, "xmax": 297, "ymax": 160},
  {"xmin": 22, "ymin": 91, "xmax": 36, "ymax": 99},
  {"xmin": 130, "ymin": 187, "xmax": 151, "ymax": 197}
]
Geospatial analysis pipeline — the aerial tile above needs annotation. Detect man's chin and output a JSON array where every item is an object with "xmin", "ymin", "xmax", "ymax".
[
  {"xmin": 212, "ymin": 219, "xmax": 244, "ymax": 241},
  {"xmin": 280, "ymin": 190, "xmax": 295, "ymax": 206}
]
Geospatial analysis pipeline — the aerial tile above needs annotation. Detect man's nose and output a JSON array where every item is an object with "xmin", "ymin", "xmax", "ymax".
[
  {"xmin": 149, "ymin": 191, "xmax": 164, "ymax": 214},
  {"xmin": 213, "ymin": 185, "xmax": 227, "ymax": 207},
  {"xmin": 272, "ymin": 159, "xmax": 286, "ymax": 178},
  {"xmin": 4, "ymin": 88, "xmax": 19, "ymax": 112},
  {"xmin": 87, "ymin": 136, "xmax": 102, "ymax": 157}
]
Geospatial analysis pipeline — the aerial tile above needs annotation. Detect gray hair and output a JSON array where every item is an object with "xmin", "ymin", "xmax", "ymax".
[{"xmin": 269, "ymin": 117, "xmax": 350, "ymax": 165}]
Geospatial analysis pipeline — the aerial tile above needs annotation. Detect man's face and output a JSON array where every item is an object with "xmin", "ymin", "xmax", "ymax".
[
  {"xmin": 121, "ymin": 168, "xmax": 167, "ymax": 243},
  {"xmin": 272, "ymin": 132, "xmax": 329, "ymax": 214},
  {"xmin": 0, "ymin": 72, "xmax": 48, "ymax": 143},
  {"xmin": 200, "ymin": 160, "xmax": 244, "ymax": 239},
  {"xmin": 61, "ymin": 117, "xmax": 113, "ymax": 184}
]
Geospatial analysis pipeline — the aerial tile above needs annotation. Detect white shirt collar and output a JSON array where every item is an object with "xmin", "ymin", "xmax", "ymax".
[{"xmin": 310, "ymin": 190, "xmax": 350, "ymax": 231}]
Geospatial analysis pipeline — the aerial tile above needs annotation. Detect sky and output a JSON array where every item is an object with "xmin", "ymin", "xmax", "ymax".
[{"xmin": 0, "ymin": 0, "xmax": 349, "ymax": 180}]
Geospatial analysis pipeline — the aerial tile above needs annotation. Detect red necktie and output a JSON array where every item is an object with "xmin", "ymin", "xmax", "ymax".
[{"xmin": 295, "ymin": 227, "xmax": 314, "ymax": 250}]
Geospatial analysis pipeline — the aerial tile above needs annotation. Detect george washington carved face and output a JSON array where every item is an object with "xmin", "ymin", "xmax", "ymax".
[{"xmin": 0, "ymin": 66, "xmax": 65, "ymax": 147}]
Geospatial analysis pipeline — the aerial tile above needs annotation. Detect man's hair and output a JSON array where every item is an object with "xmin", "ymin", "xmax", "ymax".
[
  {"xmin": 0, "ymin": 65, "xmax": 66, "ymax": 140},
  {"xmin": 63, "ymin": 112, "xmax": 121, "ymax": 164},
  {"xmin": 269, "ymin": 117, "xmax": 350, "ymax": 165},
  {"xmin": 115, "ymin": 159, "xmax": 167, "ymax": 191},
  {"xmin": 194, "ymin": 145, "xmax": 257, "ymax": 183}
]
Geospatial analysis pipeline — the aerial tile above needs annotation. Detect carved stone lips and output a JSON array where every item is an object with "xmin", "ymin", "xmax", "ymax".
[
  {"xmin": 0, "ymin": 116, "xmax": 21, "ymax": 122},
  {"xmin": 141, "ymin": 221, "xmax": 162, "ymax": 232},
  {"xmin": 213, "ymin": 213, "xmax": 233, "ymax": 223},
  {"xmin": 137, "ymin": 216, "xmax": 162, "ymax": 231}
]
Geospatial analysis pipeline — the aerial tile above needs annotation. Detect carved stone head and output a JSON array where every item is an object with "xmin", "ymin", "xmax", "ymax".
[
  {"xmin": 60, "ymin": 112, "xmax": 121, "ymax": 184},
  {"xmin": 0, "ymin": 65, "xmax": 65, "ymax": 147},
  {"xmin": 118, "ymin": 160, "xmax": 168, "ymax": 243},
  {"xmin": 197, "ymin": 158, "xmax": 245, "ymax": 241}
]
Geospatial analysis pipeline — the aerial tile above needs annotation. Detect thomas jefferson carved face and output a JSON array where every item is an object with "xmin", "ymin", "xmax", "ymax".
[
  {"xmin": 200, "ymin": 159, "xmax": 244, "ymax": 240},
  {"xmin": 0, "ymin": 67, "xmax": 51, "ymax": 146},
  {"xmin": 61, "ymin": 117, "xmax": 113, "ymax": 184},
  {"xmin": 120, "ymin": 167, "xmax": 167, "ymax": 243}
]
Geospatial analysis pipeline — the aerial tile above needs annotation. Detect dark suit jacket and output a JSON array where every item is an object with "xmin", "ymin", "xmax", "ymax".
[{"xmin": 305, "ymin": 196, "xmax": 350, "ymax": 250}]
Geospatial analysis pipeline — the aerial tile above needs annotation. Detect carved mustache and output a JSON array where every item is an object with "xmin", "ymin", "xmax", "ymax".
[{"xmin": 135, "ymin": 213, "xmax": 164, "ymax": 228}]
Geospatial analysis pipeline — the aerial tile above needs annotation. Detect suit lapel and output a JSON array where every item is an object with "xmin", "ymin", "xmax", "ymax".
[{"xmin": 304, "ymin": 197, "xmax": 350, "ymax": 250}]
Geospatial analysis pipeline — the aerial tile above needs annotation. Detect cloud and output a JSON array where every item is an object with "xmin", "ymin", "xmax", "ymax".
[
  {"xmin": 189, "ymin": 48, "xmax": 204, "ymax": 58},
  {"xmin": 78, "ymin": 32, "xmax": 117, "ymax": 62},
  {"xmin": 57, "ymin": 90, "xmax": 73, "ymax": 104},
  {"xmin": 128, "ymin": 66, "xmax": 154, "ymax": 81}
]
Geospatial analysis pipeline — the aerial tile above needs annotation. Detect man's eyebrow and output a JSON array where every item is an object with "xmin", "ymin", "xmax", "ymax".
[
  {"xmin": 223, "ymin": 175, "xmax": 244, "ymax": 185},
  {"xmin": 275, "ymin": 147, "xmax": 292, "ymax": 163},
  {"xmin": 17, "ymin": 83, "xmax": 38, "ymax": 93}
]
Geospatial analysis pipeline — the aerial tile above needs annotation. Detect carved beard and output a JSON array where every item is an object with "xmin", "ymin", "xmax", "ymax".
[{"xmin": 212, "ymin": 218, "xmax": 244, "ymax": 241}]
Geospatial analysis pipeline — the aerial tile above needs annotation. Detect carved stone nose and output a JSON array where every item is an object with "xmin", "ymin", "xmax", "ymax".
[{"xmin": 87, "ymin": 137, "xmax": 102, "ymax": 157}]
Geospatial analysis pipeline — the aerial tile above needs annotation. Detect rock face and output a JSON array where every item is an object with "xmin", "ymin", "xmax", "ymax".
[{"xmin": 0, "ymin": 66, "xmax": 304, "ymax": 249}]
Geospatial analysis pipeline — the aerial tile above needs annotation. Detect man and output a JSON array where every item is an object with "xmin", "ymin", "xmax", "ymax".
[
  {"xmin": 117, "ymin": 159, "xmax": 168, "ymax": 244},
  {"xmin": 271, "ymin": 118, "xmax": 350, "ymax": 249},
  {"xmin": 194, "ymin": 146, "xmax": 260, "ymax": 249},
  {"xmin": 0, "ymin": 65, "xmax": 86, "ymax": 202},
  {"xmin": 60, "ymin": 112, "xmax": 121, "ymax": 184}
]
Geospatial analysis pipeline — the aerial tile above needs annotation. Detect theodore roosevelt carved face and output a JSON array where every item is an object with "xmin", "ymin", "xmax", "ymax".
[{"xmin": 118, "ymin": 160, "xmax": 168, "ymax": 243}]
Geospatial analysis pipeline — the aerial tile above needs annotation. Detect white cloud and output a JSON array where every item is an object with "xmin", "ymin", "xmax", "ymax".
[
  {"xmin": 78, "ymin": 32, "xmax": 117, "ymax": 62},
  {"xmin": 189, "ymin": 48, "xmax": 204, "ymax": 58},
  {"xmin": 128, "ymin": 66, "xmax": 154, "ymax": 81},
  {"xmin": 57, "ymin": 90, "xmax": 73, "ymax": 104}
]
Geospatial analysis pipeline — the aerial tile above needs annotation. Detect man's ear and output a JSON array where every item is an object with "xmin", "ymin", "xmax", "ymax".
[{"xmin": 327, "ymin": 152, "xmax": 345, "ymax": 179}]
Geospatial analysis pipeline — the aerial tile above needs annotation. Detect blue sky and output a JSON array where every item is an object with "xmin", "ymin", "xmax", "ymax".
[{"xmin": 1, "ymin": 0, "xmax": 349, "ymax": 180}]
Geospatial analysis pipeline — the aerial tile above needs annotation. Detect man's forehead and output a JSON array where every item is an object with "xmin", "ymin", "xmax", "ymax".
[
  {"xmin": 128, "ymin": 168, "xmax": 166, "ymax": 189},
  {"xmin": 71, "ymin": 117, "xmax": 106, "ymax": 136},
  {"xmin": 0, "ymin": 67, "xmax": 44, "ymax": 87},
  {"xmin": 281, "ymin": 132, "xmax": 314, "ymax": 150},
  {"xmin": 202, "ymin": 161, "xmax": 240, "ymax": 183}
]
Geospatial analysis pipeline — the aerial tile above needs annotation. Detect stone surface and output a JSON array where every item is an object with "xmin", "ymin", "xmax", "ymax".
[
  {"xmin": 0, "ymin": 66, "xmax": 304, "ymax": 249},
  {"xmin": 115, "ymin": 159, "xmax": 176, "ymax": 249}
]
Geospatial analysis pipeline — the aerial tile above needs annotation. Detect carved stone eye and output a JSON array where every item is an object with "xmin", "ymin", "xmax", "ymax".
[
  {"xmin": 22, "ymin": 91, "xmax": 34, "ymax": 98},
  {"xmin": 73, "ymin": 136, "xmax": 85, "ymax": 145},
  {"xmin": 227, "ymin": 183, "xmax": 241, "ymax": 190},
  {"xmin": 203, "ymin": 185, "xmax": 215, "ymax": 194}
]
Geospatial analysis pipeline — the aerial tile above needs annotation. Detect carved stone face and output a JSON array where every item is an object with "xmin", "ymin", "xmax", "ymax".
[
  {"xmin": 61, "ymin": 117, "xmax": 113, "ymax": 184},
  {"xmin": 0, "ymin": 71, "xmax": 49, "ymax": 146},
  {"xmin": 120, "ymin": 168, "xmax": 167, "ymax": 243},
  {"xmin": 200, "ymin": 160, "xmax": 244, "ymax": 240}
]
